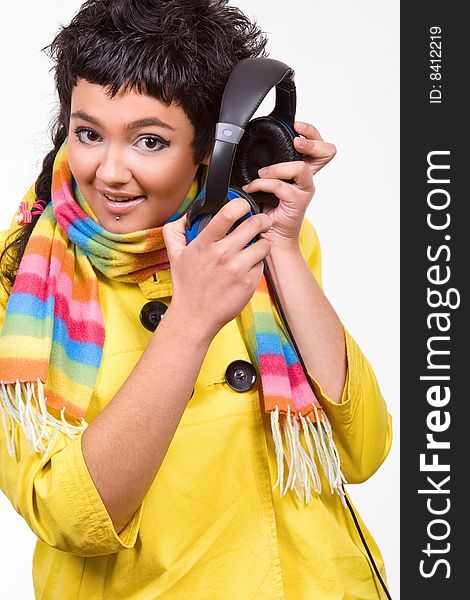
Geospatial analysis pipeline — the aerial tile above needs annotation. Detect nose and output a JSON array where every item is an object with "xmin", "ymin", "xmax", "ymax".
[{"xmin": 95, "ymin": 145, "xmax": 132, "ymax": 186}]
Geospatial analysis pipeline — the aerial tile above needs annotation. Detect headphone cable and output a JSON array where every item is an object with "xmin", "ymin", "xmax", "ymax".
[
  {"xmin": 343, "ymin": 487, "xmax": 392, "ymax": 599},
  {"xmin": 262, "ymin": 258, "xmax": 392, "ymax": 600}
]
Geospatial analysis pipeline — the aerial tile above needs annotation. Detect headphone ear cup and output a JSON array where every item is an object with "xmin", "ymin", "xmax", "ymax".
[
  {"xmin": 231, "ymin": 116, "xmax": 303, "ymax": 208},
  {"xmin": 228, "ymin": 186, "xmax": 260, "ymax": 215},
  {"xmin": 185, "ymin": 187, "xmax": 260, "ymax": 245},
  {"xmin": 185, "ymin": 189, "xmax": 213, "ymax": 243},
  {"xmin": 226, "ymin": 187, "xmax": 261, "ymax": 246}
]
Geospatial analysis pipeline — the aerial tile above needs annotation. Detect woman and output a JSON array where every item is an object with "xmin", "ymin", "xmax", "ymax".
[{"xmin": 0, "ymin": 0, "xmax": 392, "ymax": 598}]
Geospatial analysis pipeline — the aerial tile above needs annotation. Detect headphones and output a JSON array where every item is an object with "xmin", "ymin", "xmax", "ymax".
[
  {"xmin": 185, "ymin": 57, "xmax": 303, "ymax": 244},
  {"xmin": 184, "ymin": 57, "xmax": 393, "ymax": 600}
]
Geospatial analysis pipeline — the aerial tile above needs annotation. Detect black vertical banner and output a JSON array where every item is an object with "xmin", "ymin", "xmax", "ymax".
[{"xmin": 401, "ymin": 4, "xmax": 467, "ymax": 598}]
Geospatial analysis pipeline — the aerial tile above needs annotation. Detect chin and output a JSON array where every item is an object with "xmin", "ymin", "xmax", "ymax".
[{"xmin": 93, "ymin": 206, "xmax": 168, "ymax": 233}]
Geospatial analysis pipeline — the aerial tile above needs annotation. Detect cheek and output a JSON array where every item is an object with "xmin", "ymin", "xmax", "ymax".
[
  {"xmin": 138, "ymin": 156, "xmax": 189, "ymax": 194},
  {"xmin": 67, "ymin": 143, "xmax": 96, "ymax": 184}
]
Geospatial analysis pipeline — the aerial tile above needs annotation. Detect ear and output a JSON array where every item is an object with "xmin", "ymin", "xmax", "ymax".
[{"xmin": 200, "ymin": 150, "xmax": 212, "ymax": 166}]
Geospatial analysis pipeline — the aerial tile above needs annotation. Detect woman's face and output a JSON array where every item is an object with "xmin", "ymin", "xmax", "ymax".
[{"xmin": 68, "ymin": 78, "xmax": 209, "ymax": 233}]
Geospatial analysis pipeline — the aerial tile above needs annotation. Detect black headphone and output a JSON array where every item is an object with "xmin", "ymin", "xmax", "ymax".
[{"xmin": 185, "ymin": 57, "xmax": 303, "ymax": 244}]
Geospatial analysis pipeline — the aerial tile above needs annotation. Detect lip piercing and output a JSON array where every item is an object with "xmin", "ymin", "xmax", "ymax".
[{"xmin": 115, "ymin": 215, "xmax": 121, "ymax": 221}]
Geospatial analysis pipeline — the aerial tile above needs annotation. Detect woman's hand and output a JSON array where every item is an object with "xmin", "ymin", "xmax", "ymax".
[
  {"xmin": 241, "ymin": 121, "xmax": 337, "ymax": 250},
  {"xmin": 163, "ymin": 200, "xmax": 272, "ymax": 338}
]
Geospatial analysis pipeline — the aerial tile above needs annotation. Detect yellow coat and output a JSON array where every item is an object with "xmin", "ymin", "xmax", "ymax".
[{"xmin": 0, "ymin": 216, "xmax": 392, "ymax": 599}]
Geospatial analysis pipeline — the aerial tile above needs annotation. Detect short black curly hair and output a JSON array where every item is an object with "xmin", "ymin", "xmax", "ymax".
[
  {"xmin": 49, "ymin": 0, "xmax": 268, "ymax": 164},
  {"xmin": 0, "ymin": 0, "xmax": 268, "ymax": 293}
]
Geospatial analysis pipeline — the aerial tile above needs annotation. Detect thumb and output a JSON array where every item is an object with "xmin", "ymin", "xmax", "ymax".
[{"xmin": 162, "ymin": 213, "xmax": 188, "ymax": 264}]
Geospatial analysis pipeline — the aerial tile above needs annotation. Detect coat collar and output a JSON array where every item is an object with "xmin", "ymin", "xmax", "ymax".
[{"xmin": 138, "ymin": 268, "xmax": 173, "ymax": 300}]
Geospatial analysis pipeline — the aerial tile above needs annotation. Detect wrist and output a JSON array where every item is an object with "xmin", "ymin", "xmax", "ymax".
[
  {"xmin": 263, "ymin": 241, "xmax": 305, "ymax": 296},
  {"xmin": 164, "ymin": 299, "xmax": 216, "ymax": 346},
  {"xmin": 265, "ymin": 241, "xmax": 303, "ymax": 271},
  {"xmin": 267, "ymin": 241, "xmax": 302, "ymax": 258}
]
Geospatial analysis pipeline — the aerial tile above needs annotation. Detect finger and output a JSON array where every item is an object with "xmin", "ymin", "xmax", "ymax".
[
  {"xmin": 163, "ymin": 213, "xmax": 187, "ymax": 240},
  {"xmin": 294, "ymin": 137, "xmax": 337, "ymax": 161},
  {"xmin": 171, "ymin": 212, "xmax": 188, "ymax": 235},
  {"xmin": 250, "ymin": 161, "xmax": 312, "ymax": 191},
  {"xmin": 239, "ymin": 236, "xmax": 271, "ymax": 273},
  {"xmin": 243, "ymin": 177, "xmax": 312, "ymax": 202},
  {"xmin": 294, "ymin": 121, "xmax": 324, "ymax": 141},
  {"xmin": 197, "ymin": 197, "xmax": 252, "ymax": 244},
  {"xmin": 162, "ymin": 214, "xmax": 187, "ymax": 262},
  {"xmin": 223, "ymin": 212, "xmax": 272, "ymax": 254}
]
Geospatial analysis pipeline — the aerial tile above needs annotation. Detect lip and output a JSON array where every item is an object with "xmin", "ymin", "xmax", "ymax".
[
  {"xmin": 98, "ymin": 188, "xmax": 144, "ymax": 199},
  {"xmin": 99, "ymin": 191, "xmax": 146, "ymax": 213}
]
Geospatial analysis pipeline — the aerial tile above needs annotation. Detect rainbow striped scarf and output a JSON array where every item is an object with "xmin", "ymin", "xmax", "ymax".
[{"xmin": 0, "ymin": 138, "xmax": 344, "ymax": 504}]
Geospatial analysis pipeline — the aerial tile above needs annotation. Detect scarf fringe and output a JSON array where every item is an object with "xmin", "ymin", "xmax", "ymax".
[
  {"xmin": 271, "ymin": 404, "xmax": 347, "ymax": 506},
  {"xmin": 0, "ymin": 379, "xmax": 88, "ymax": 463}
]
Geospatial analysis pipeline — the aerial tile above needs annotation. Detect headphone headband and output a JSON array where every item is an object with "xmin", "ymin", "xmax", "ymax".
[
  {"xmin": 217, "ymin": 58, "xmax": 295, "ymax": 129},
  {"xmin": 198, "ymin": 58, "xmax": 297, "ymax": 217}
]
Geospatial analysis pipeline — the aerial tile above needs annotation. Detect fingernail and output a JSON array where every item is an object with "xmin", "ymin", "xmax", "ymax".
[
  {"xmin": 258, "ymin": 167, "xmax": 268, "ymax": 176},
  {"xmin": 296, "ymin": 138, "xmax": 306, "ymax": 148},
  {"xmin": 242, "ymin": 184, "xmax": 250, "ymax": 191},
  {"xmin": 295, "ymin": 121, "xmax": 306, "ymax": 131}
]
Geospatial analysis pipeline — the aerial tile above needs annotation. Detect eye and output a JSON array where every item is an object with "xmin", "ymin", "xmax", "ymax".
[
  {"xmin": 135, "ymin": 136, "xmax": 168, "ymax": 153},
  {"xmin": 73, "ymin": 127, "xmax": 102, "ymax": 144},
  {"xmin": 72, "ymin": 127, "xmax": 168, "ymax": 153}
]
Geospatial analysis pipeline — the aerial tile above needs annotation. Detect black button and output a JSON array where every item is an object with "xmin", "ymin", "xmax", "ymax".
[
  {"xmin": 140, "ymin": 301, "xmax": 168, "ymax": 332},
  {"xmin": 224, "ymin": 360, "xmax": 257, "ymax": 392}
]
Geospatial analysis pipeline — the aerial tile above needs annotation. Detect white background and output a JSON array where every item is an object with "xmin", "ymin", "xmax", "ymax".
[{"xmin": 0, "ymin": 1, "xmax": 399, "ymax": 597}]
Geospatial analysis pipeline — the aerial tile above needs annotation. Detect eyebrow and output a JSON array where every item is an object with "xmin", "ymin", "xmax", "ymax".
[{"xmin": 71, "ymin": 110, "xmax": 177, "ymax": 131}]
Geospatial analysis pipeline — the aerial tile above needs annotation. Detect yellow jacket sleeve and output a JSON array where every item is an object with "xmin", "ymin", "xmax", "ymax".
[
  {"xmin": 0, "ymin": 229, "xmax": 144, "ymax": 557},
  {"xmin": 299, "ymin": 218, "xmax": 393, "ymax": 483}
]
